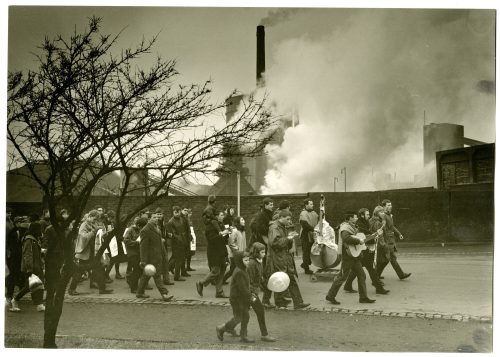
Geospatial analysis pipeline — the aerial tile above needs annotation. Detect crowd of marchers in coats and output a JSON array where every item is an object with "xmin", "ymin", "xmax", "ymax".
[
  {"xmin": 5, "ymin": 205, "xmax": 199, "ymax": 311},
  {"xmin": 5, "ymin": 194, "xmax": 410, "ymax": 344}
]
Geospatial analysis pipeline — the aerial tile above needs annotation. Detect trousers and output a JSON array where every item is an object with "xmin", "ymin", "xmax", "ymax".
[
  {"xmin": 327, "ymin": 255, "xmax": 368, "ymax": 299},
  {"xmin": 223, "ymin": 300, "xmax": 250, "ymax": 337}
]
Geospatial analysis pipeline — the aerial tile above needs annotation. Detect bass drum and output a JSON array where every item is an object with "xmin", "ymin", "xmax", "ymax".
[{"xmin": 311, "ymin": 245, "xmax": 341, "ymax": 269}]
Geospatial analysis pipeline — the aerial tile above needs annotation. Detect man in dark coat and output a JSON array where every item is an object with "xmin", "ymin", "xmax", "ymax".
[
  {"xmin": 6, "ymin": 207, "xmax": 23, "ymax": 309},
  {"xmin": 196, "ymin": 210, "xmax": 229, "ymax": 298},
  {"xmin": 166, "ymin": 206, "xmax": 189, "ymax": 281},
  {"xmin": 123, "ymin": 217, "xmax": 148, "ymax": 293},
  {"xmin": 265, "ymin": 209, "xmax": 309, "ymax": 309},
  {"xmin": 377, "ymin": 199, "xmax": 411, "ymax": 280},
  {"xmin": 249, "ymin": 198, "xmax": 274, "ymax": 247},
  {"xmin": 136, "ymin": 210, "xmax": 173, "ymax": 301}
]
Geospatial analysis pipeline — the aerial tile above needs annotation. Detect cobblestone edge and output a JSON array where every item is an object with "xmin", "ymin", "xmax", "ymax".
[{"xmin": 48, "ymin": 295, "xmax": 491, "ymax": 323}]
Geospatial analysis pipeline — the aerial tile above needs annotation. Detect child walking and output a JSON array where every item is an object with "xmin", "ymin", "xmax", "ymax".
[
  {"xmin": 247, "ymin": 242, "xmax": 277, "ymax": 342},
  {"xmin": 216, "ymin": 251, "xmax": 254, "ymax": 343}
]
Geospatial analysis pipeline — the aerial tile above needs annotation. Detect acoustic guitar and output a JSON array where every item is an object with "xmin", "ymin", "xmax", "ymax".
[{"xmin": 346, "ymin": 232, "xmax": 379, "ymax": 258}]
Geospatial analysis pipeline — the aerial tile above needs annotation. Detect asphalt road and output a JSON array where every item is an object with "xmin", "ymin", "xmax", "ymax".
[
  {"xmin": 4, "ymin": 300, "xmax": 492, "ymax": 352},
  {"xmin": 4, "ymin": 243, "xmax": 494, "ymax": 352}
]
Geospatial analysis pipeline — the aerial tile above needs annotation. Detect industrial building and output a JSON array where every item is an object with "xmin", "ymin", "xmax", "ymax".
[{"xmin": 436, "ymin": 143, "xmax": 494, "ymax": 190}]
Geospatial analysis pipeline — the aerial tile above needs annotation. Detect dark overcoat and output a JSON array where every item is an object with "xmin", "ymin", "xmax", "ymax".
[
  {"xmin": 205, "ymin": 219, "xmax": 227, "ymax": 268},
  {"xmin": 265, "ymin": 221, "xmax": 295, "ymax": 277},
  {"xmin": 139, "ymin": 221, "xmax": 166, "ymax": 271}
]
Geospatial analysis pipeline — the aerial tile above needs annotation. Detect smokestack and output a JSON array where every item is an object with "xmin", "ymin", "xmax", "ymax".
[{"xmin": 256, "ymin": 25, "xmax": 265, "ymax": 87}]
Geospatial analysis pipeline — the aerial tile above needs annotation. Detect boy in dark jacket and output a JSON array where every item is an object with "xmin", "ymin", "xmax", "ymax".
[
  {"xmin": 216, "ymin": 251, "xmax": 254, "ymax": 343},
  {"xmin": 247, "ymin": 242, "xmax": 277, "ymax": 342}
]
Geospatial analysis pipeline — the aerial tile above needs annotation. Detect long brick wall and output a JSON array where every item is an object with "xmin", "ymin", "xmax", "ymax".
[{"xmin": 8, "ymin": 189, "xmax": 493, "ymax": 245}]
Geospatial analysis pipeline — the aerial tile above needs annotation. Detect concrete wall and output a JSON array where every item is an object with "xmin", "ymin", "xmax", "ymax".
[{"xmin": 8, "ymin": 188, "xmax": 493, "ymax": 245}]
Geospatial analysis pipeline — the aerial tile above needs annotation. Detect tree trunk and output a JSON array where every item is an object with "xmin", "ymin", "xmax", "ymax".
[{"xmin": 43, "ymin": 227, "xmax": 75, "ymax": 348}]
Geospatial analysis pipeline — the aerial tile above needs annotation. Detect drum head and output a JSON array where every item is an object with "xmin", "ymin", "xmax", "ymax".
[{"xmin": 311, "ymin": 245, "xmax": 339, "ymax": 268}]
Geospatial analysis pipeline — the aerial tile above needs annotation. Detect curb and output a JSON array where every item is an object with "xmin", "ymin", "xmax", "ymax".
[{"xmin": 48, "ymin": 295, "xmax": 491, "ymax": 324}]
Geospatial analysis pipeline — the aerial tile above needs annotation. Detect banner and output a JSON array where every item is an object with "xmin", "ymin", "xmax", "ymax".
[{"xmin": 190, "ymin": 227, "xmax": 196, "ymax": 251}]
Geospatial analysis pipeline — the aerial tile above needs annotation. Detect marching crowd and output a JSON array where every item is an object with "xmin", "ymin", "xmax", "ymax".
[{"xmin": 5, "ymin": 194, "xmax": 411, "ymax": 343}]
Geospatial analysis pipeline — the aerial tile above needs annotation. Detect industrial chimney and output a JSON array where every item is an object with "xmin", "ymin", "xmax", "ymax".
[{"xmin": 256, "ymin": 25, "xmax": 265, "ymax": 87}]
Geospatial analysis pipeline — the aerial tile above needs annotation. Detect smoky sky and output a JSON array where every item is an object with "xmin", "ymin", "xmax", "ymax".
[{"xmin": 260, "ymin": 9, "xmax": 495, "ymax": 193}]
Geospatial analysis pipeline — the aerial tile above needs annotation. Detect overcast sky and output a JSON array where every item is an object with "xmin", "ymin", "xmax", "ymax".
[{"xmin": 5, "ymin": 2, "xmax": 498, "ymax": 192}]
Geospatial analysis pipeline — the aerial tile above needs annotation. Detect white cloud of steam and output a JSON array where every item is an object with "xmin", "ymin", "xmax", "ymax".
[{"xmin": 261, "ymin": 9, "xmax": 495, "ymax": 194}]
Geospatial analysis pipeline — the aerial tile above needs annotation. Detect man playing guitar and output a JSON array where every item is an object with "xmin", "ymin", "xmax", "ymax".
[
  {"xmin": 325, "ymin": 211, "xmax": 376, "ymax": 305},
  {"xmin": 343, "ymin": 208, "xmax": 389, "ymax": 295}
]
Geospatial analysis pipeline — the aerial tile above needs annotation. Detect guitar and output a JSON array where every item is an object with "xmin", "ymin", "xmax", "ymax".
[{"xmin": 347, "ymin": 232, "xmax": 380, "ymax": 258}]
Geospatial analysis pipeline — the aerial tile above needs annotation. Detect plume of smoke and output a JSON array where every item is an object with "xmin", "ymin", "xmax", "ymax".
[
  {"xmin": 260, "ymin": 9, "xmax": 495, "ymax": 194},
  {"xmin": 259, "ymin": 8, "xmax": 304, "ymax": 27}
]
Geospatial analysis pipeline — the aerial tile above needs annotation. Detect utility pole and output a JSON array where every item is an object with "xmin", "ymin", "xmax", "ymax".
[
  {"xmin": 237, "ymin": 170, "xmax": 241, "ymax": 216},
  {"xmin": 334, "ymin": 177, "xmax": 338, "ymax": 192},
  {"xmin": 341, "ymin": 167, "xmax": 347, "ymax": 192}
]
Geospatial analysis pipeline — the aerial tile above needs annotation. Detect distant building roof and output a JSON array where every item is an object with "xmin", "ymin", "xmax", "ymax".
[{"xmin": 208, "ymin": 173, "xmax": 257, "ymax": 196}]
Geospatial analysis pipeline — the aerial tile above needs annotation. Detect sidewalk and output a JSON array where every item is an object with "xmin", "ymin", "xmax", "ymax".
[{"xmin": 33, "ymin": 243, "xmax": 492, "ymax": 324}]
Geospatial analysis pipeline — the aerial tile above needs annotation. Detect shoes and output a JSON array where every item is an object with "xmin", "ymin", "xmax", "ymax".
[
  {"xmin": 105, "ymin": 277, "xmax": 113, "ymax": 284},
  {"xmin": 359, "ymin": 297, "xmax": 376, "ymax": 303},
  {"xmin": 136, "ymin": 293, "xmax": 150, "ymax": 298},
  {"xmin": 68, "ymin": 290, "xmax": 79, "ymax": 296},
  {"xmin": 130, "ymin": 289, "xmax": 137, "ymax": 294},
  {"xmin": 379, "ymin": 275, "xmax": 384, "ymax": 279},
  {"xmin": 9, "ymin": 299, "xmax": 20, "ymax": 312},
  {"xmin": 262, "ymin": 301, "xmax": 275, "ymax": 309},
  {"xmin": 145, "ymin": 285, "xmax": 154, "ymax": 289},
  {"xmin": 228, "ymin": 329, "xmax": 240, "ymax": 337},
  {"xmin": 163, "ymin": 282, "xmax": 175, "ymax": 286},
  {"xmin": 90, "ymin": 283, "xmax": 99, "ymax": 289},
  {"xmin": 216, "ymin": 325, "xmax": 224, "ymax": 341},
  {"xmin": 343, "ymin": 288, "xmax": 357, "ymax": 293},
  {"xmin": 187, "ymin": 267, "xmax": 196, "ymax": 272},
  {"xmin": 174, "ymin": 277, "xmax": 186, "ymax": 281},
  {"xmin": 400, "ymin": 273, "xmax": 412, "ymax": 280},
  {"xmin": 261, "ymin": 335, "xmax": 277, "ymax": 342},
  {"xmin": 376, "ymin": 288, "xmax": 390, "ymax": 295},
  {"xmin": 99, "ymin": 289, "xmax": 114, "ymax": 295},
  {"xmin": 240, "ymin": 336, "xmax": 255, "ymax": 343},
  {"xmin": 275, "ymin": 300, "xmax": 291, "ymax": 308},
  {"xmin": 5, "ymin": 298, "xmax": 12, "ymax": 309},
  {"xmin": 326, "ymin": 296, "xmax": 340, "ymax": 305},
  {"xmin": 115, "ymin": 274, "xmax": 124, "ymax": 280},
  {"xmin": 304, "ymin": 269, "xmax": 313, "ymax": 275},
  {"xmin": 181, "ymin": 273, "xmax": 191, "ymax": 277},
  {"xmin": 216, "ymin": 293, "xmax": 229, "ymax": 298},
  {"xmin": 36, "ymin": 304, "xmax": 45, "ymax": 312},
  {"xmin": 373, "ymin": 281, "xmax": 385, "ymax": 287},
  {"xmin": 196, "ymin": 281, "xmax": 203, "ymax": 297},
  {"xmin": 294, "ymin": 302, "xmax": 310, "ymax": 310},
  {"xmin": 162, "ymin": 294, "xmax": 174, "ymax": 302}
]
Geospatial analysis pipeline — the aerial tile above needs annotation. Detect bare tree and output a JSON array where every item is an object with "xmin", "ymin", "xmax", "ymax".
[{"xmin": 7, "ymin": 17, "xmax": 277, "ymax": 348}]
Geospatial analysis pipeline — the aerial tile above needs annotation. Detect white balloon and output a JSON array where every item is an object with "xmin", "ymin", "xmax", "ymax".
[
  {"xmin": 144, "ymin": 264, "xmax": 156, "ymax": 277},
  {"xmin": 267, "ymin": 271, "xmax": 290, "ymax": 293}
]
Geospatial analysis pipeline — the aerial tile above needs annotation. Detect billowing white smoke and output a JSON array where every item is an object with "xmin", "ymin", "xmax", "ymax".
[{"xmin": 260, "ymin": 9, "xmax": 495, "ymax": 194}]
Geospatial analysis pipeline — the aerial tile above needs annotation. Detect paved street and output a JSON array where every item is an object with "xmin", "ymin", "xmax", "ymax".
[
  {"xmin": 4, "ymin": 300, "xmax": 492, "ymax": 352},
  {"xmin": 4, "ymin": 243, "xmax": 494, "ymax": 351}
]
